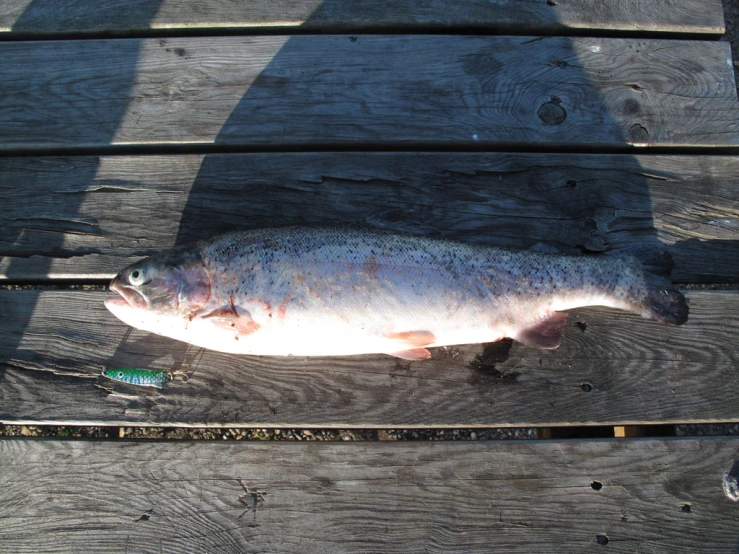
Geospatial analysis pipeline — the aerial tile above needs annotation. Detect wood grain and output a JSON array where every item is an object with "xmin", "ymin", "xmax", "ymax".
[
  {"xmin": 1, "ymin": 438, "xmax": 738, "ymax": 552},
  {"xmin": 1, "ymin": 290, "xmax": 737, "ymax": 427},
  {"xmin": 2, "ymin": 153, "xmax": 738, "ymax": 282},
  {"xmin": 0, "ymin": 36, "xmax": 736, "ymax": 151},
  {"xmin": 0, "ymin": 0, "xmax": 725, "ymax": 35}
]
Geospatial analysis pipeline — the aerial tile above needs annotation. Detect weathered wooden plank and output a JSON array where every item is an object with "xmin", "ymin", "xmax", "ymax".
[
  {"xmin": 1, "ymin": 290, "xmax": 737, "ymax": 427},
  {"xmin": 0, "ymin": 0, "xmax": 725, "ymax": 36},
  {"xmin": 1, "ymin": 438, "xmax": 737, "ymax": 552},
  {"xmin": 0, "ymin": 36, "xmax": 736, "ymax": 151},
  {"xmin": 2, "ymin": 153, "xmax": 738, "ymax": 282}
]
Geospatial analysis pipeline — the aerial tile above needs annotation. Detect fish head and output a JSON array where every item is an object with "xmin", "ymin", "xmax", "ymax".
[{"xmin": 105, "ymin": 246, "xmax": 211, "ymax": 325}]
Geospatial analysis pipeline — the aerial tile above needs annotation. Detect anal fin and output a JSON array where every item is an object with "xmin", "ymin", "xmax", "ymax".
[
  {"xmin": 390, "ymin": 348, "xmax": 432, "ymax": 361},
  {"xmin": 386, "ymin": 330, "xmax": 436, "ymax": 360},
  {"xmin": 515, "ymin": 312, "xmax": 567, "ymax": 350}
]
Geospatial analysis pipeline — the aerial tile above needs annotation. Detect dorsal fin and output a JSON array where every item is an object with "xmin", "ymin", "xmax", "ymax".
[{"xmin": 607, "ymin": 245, "xmax": 674, "ymax": 277}]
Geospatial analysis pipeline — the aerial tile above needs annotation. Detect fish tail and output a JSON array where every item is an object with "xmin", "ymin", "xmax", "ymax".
[
  {"xmin": 609, "ymin": 245, "xmax": 688, "ymax": 325},
  {"xmin": 640, "ymin": 275, "xmax": 689, "ymax": 325}
]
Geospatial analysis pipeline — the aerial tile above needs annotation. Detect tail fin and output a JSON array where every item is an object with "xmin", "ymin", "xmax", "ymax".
[
  {"xmin": 641, "ymin": 278, "xmax": 689, "ymax": 325},
  {"xmin": 609, "ymin": 245, "xmax": 688, "ymax": 326}
]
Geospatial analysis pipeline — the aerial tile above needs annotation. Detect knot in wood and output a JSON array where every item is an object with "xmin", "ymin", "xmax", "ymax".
[
  {"xmin": 538, "ymin": 98, "xmax": 566, "ymax": 126},
  {"xmin": 584, "ymin": 217, "xmax": 598, "ymax": 231},
  {"xmin": 628, "ymin": 124, "xmax": 649, "ymax": 145}
]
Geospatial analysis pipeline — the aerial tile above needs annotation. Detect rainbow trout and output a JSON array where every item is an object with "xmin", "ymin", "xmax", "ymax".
[{"xmin": 105, "ymin": 227, "xmax": 688, "ymax": 360}]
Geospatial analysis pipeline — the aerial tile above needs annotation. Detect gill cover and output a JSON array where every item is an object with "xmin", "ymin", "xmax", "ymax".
[{"xmin": 108, "ymin": 245, "xmax": 211, "ymax": 317}]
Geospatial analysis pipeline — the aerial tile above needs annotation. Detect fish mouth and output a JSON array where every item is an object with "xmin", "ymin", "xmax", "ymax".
[{"xmin": 106, "ymin": 280, "xmax": 149, "ymax": 310}]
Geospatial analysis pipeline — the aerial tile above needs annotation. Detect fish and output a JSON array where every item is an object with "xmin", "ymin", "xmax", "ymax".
[
  {"xmin": 102, "ymin": 368, "xmax": 170, "ymax": 388},
  {"xmin": 104, "ymin": 227, "xmax": 688, "ymax": 360}
]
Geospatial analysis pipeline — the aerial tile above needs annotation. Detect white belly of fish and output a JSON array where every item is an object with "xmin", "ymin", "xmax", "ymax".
[{"xmin": 105, "ymin": 295, "xmax": 509, "ymax": 359}]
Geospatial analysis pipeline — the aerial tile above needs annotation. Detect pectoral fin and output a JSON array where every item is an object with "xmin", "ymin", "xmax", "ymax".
[
  {"xmin": 515, "ymin": 312, "xmax": 567, "ymax": 350},
  {"xmin": 196, "ymin": 305, "xmax": 261, "ymax": 336}
]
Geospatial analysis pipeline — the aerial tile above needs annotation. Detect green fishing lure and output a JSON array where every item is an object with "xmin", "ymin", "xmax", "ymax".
[{"xmin": 102, "ymin": 368, "xmax": 170, "ymax": 388}]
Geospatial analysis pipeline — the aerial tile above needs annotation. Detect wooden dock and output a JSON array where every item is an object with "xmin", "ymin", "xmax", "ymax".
[{"xmin": 2, "ymin": 0, "xmax": 739, "ymax": 551}]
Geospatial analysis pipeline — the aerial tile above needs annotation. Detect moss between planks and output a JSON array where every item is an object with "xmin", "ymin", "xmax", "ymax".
[{"xmin": 0, "ymin": 425, "xmax": 537, "ymax": 441}]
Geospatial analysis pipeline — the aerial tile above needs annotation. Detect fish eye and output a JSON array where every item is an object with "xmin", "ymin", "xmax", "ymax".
[
  {"xmin": 128, "ymin": 267, "xmax": 146, "ymax": 286},
  {"xmin": 117, "ymin": 371, "xmax": 124, "ymax": 378}
]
